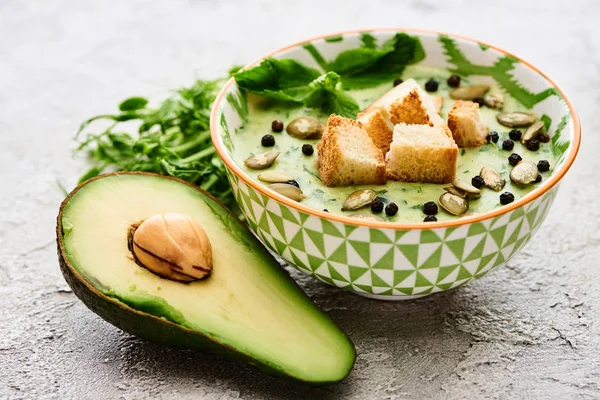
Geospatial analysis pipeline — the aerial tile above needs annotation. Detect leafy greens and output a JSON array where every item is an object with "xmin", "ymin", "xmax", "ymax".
[
  {"xmin": 75, "ymin": 79, "xmax": 236, "ymax": 208},
  {"xmin": 74, "ymin": 32, "xmax": 422, "ymax": 209},
  {"xmin": 233, "ymin": 33, "xmax": 422, "ymax": 117}
]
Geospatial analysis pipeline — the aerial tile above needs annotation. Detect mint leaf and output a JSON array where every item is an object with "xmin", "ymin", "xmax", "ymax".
[
  {"xmin": 303, "ymin": 72, "xmax": 360, "ymax": 118},
  {"xmin": 233, "ymin": 34, "xmax": 418, "ymax": 114},
  {"xmin": 234, "ymin": 60, "xmax": 358, "ymax": 117},
  {"xmin": 339, "ymin": 33, "xmax": 419, "ymax": 89},
  {"xmin": 360, "ymin": 33, "xmax": 377, "ymax": 49},
  {"xmin": 327, "ymin": 47, "xmax": 384, "ymax": 76},
  {"xmin": 234, "ymin": 58, "xmax": 321, "ymax": 93}
]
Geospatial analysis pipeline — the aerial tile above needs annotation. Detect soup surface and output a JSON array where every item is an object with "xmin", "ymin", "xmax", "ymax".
[{"xmin": 232, "ymin": 66, "xmax": 556, "ymax": 223}]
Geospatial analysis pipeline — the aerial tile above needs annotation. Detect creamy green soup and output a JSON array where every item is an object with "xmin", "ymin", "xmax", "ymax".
[{"xmin": 232, "ymin": 66, "xmax": 556, "ymax": 223}]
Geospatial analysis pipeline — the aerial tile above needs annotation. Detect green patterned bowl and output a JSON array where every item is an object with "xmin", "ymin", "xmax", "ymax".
[{"xmin": 210, "ymin": 29, "xmax": 580, "ymax": 300}]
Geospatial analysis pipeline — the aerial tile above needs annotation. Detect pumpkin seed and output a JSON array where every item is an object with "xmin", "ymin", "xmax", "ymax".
[
  {"xmin": 496, "ymin": 112, "xmax": 537, "ymax": 128},
  {"xmin": 433, "ymin": 96, "xmax": 443, "ymax": 114},
  {"xmin": 444, "ymin": 187, "xmax": 468, "ymax": 198},
  {"xmin": 452, "ymin": 179, "xmax": 481, "ymax": 195},
  {"xmin": 510, "ymin": 161, "xmax": 538, "ymax": 185},
  {"xmin": 450, "ymin": 84, "xmax": 490, "ymax": 100},
  {"xmin": 483, "ymin": 92, "xmax": 504, "ymax": 109},
  {"xmin": 341, "ymin": 189, "xmax": 377, "ymax": 211},
  {"xmin": 244, "ymin": 151, "xmax": 279, "ymax": 169},
  {"xmin": 267, "ymin": 183, "xmax": 303, "ymax": 202},
  {"xmin": 257, "ymin": 170, "xmax": 294, "ymax": 183},
  {"xmin": 521, "ymin": 120, "xmax": 545, "ymax": 143},
  {"xmin": 286, "ymin": 116, "xmax": 325, "ymax": 139},
  {"xmin": 480, "ymin": 167, "xmax": 506, "ymax": 191},
  {"xmin": 350, "ymin": 213, "xmax": 385, "ymax": 222},
  {"xmin": 439, "ymin": 192, "xmax": 469, "ymax": 216}
]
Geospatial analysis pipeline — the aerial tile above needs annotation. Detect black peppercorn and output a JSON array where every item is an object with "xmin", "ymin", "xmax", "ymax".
[
  {"xmin": 508, "ymin": 153, "xmax": 522, "ymax": 166},
  {"xmin": 271, "ymin": 120, "xmax": 284, "ymax": 132},
  {"xmin": 500, "ymin": 192, "xmax": 515, "ymax": 205},
  {"xmin": 302, "ymin": 144, "xmax": 314, "ymax": 156},
  {"xmin": 447, "ymin": 75, "xmax": 461, "ymax": 87},
  {"xmin": 538, "ymin": 132, "xmax": 550, "ymax": 143},
  {"xmin": 393, "ymin": 78, "xmax": 403, "ymax": 87},
  {"xmin": 424, "ymin": 215, "xmax": 438, "ymax": 222},
  {"xmin": 537, "ymin": 159, "xmax": 550, "ymax": 172},
  {"xmin": 526, "ymin": 139, "xmax": 540, "ymax": 151},
  {"xmin": 502, "ymin": 139, "xmax": 514, "ymax": 151},
  {"xmin": 471, "ymin": 175, "xmax": 485, "ymax": 188},
  {"xmin": 261, "ymin": 134, "xmax": 275, "ymax": 147},
  {"xmin": 371, "ymin": 198, "xmax": 384, "ymax": 213},
  {"xmin": 472, "ymin": 97, "xmax": 484, "ymax": 107},
  {"xmin": 509, "ymin": 129, "xmax": 522, "ymax": 141},
  {"xmin": 488, "ymin": 131, "xmax": 499, "ymax": 143},
  {"xmin": 286, "ymin": 180, "xmax": 299, "ymax": 188},
  {"xmin": 323, "ymin": 209, "xmax": 329, "ymax": 212},
  {"xmin": 423, "ymin": 201, "xmax": 438, "ymax": 215},
  {"xmin": 385, "ymin": 202, "xmax": 399, "ymax": 216},
  {"xmin": 534, "ymin": 174, "xmax": 542, "ymax": 183},
  {"xmin": 425, "ymin": 79, "xmax": 438, "ymax": 92}
]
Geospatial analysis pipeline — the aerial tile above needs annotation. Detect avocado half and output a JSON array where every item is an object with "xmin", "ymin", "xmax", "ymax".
[{"xmin": 57, "ymin": 172, "xmax": 355, "ymax": 384}]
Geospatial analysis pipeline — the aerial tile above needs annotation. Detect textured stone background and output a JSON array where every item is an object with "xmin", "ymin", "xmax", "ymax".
[{"xmin": 1, "ymin": 0, "xmax": 599, "ymax": 399}]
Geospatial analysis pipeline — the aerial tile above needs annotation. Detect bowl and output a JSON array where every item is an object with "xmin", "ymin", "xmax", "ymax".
[{"xmin": 210, "ymin": 29, "xmax": 580, "ymax": 300}]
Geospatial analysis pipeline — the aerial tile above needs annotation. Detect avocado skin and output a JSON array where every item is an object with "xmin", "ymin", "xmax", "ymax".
[{"xmin": 56, "ymin": 172, "xmax": 355, "ymax": 385}]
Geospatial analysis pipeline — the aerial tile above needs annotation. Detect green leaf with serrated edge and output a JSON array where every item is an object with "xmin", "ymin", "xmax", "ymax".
[
  {"xmin": 302, "ymin": 72, "xmax": 360, "ymax": 118},
  {"xmin": 234, "ymin": 58, "xmax": 321, "ymax": 93}
]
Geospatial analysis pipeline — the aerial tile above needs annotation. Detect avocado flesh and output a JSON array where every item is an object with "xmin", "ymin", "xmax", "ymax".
[{"xmin": 59, "ymin": 173, "xmax": 355, "ymax": 383}]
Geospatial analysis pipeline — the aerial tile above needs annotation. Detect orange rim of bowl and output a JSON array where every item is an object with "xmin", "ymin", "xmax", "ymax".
[{"xmin": 210, "ymin": 28, "xmax": 581, "ymax": 230}]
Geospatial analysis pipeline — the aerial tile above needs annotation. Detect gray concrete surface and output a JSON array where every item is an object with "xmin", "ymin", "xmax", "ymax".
[{"xmin": 1, "ymin": 0, "xmax": 599, "ymax": 398}]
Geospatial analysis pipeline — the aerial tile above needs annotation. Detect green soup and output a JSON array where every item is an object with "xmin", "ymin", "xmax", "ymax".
[{"xmin": 232, "ymin": 66, "xmax": 556, "ymax": 223}]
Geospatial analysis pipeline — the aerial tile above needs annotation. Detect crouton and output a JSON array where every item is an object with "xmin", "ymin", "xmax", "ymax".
[
  {"xmin": 360, "ymin": 79, "xmax": 421, "ymax": 114},
  {"xmin": 357, "ymin": 106, "xmax": 395, "ymax": 154},
  {"xmin": 447, "ymin": 100, "xmax": 488, "ymax": 147},
  {"xmin": 385, "ymin": 123, "xmax": 458, "ymax": 184},
  {"xmin": 378, "ymin": 79, "xmax": 445, "ymax": 127},
  {"xmin": 432, "ymin": 96, "xmax": 443, "ymax": 114},
  {"xmin": 317, "ymin": 114, "xmax": 386, "ymax": 187}
]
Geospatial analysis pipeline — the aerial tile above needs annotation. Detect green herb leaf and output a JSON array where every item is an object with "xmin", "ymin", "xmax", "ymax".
[
  {"xmin": 360, "ymin": 33, "xmax": 377, "ymax": 49},
  {"xmin": 235, "ymin": 61, "xmax": 359, "ymax": 118},
  {"xmin": 234, "ymin": 58, "xmax": 321, "ymax": 94},
  {"xmin": 341, "ymin": 33, "xmax": 419, "ymax": 89},
  {"xmin": 303, "ymin": 72, "xmax": 360, "ymax": 118},
  {"xmin": 74, "ymin": 78, "xmax": 236, "ymax": 209},
  {"xmin": 119, "ymin": 97, "xmax": 149, "ymax": 111}
]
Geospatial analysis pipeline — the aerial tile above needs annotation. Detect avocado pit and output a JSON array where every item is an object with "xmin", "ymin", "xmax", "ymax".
[{"xmin": 128, "ymin": 213, "xmax": 213, "ymax": 282}]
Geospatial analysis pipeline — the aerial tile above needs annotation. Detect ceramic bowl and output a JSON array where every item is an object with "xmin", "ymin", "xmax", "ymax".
[{"xmin": 210, "ymin": 29, "xmax": 580, "ymax": 300}]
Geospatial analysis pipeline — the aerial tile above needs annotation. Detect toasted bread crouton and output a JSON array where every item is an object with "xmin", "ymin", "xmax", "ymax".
[
  {"xmin": 387, "ymin": 84, "xmax": 445, "ymax": 129},
  {"xmin": 357, "ymin": 106, "xmax": 394, "ymax": 154},
  {"xmin": 360, "ymin": 79, "xmax": 421, "ymax": 114},
  {"xmin": 385, "ymin": 123, "xmax": 458, "ymax": 184},
  {"xmin": 447, "ymin": 100, "xmax": 488, "ymax": 147},
  {"xmin": 388, "ymin": 89, "xmax": 432, "ymax": 125},
  {"xmin": 317, "ymin": 114, "xmax": 386, "ymax": 187},
  {"xmin": 433, "ymin": 96, "xmax": 443, "ymax": 114}
]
